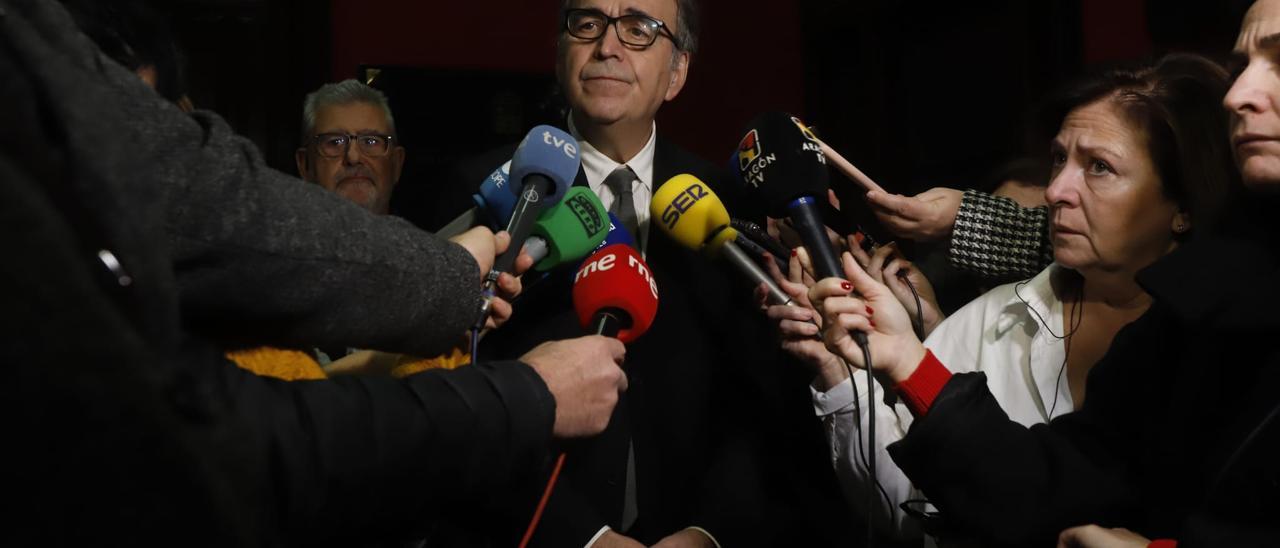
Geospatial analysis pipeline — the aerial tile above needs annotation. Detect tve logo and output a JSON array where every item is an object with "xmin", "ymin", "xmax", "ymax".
[
  {"xmin": 660, "ymin": 183, "xmax": 709, "ymax": 230},
  {"xmin": 542, "ymin": 130, "xmax": 578, "ymax": 160}
]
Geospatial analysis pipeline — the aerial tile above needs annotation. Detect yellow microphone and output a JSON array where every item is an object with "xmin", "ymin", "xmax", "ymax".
[{"xmin": 652, "ymin": 174, "xmax": 792, "ymax": 306}]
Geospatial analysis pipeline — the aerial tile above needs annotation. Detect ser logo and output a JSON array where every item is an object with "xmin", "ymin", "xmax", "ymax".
[
  {"xmin": 567, "ymin": 194, "xmax": 606, "ymax": 236},
  {"xmin": 660, "ymin": 183, "xmax": 708, "ymax": 230}
]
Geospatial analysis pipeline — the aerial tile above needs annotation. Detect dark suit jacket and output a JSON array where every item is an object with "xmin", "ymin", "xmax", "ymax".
[{"xmin": 452, "ymin": 133, "xmax": 847, "ymax": 547}]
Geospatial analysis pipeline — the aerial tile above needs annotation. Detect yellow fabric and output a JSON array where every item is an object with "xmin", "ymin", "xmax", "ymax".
[
  {"xmin": 227, "ymin": 347, "xmax": 327, "ymax": 381},
  {"xmin": 391, "ymin": 347, "xmax": 471, "ymax": 378}
]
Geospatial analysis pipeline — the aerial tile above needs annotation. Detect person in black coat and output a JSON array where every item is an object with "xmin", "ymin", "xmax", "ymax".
[
  {"xmin": 1, "ymin": 1, "xmax": 630, "ymax": 545},
  {"xmin": 807, "ymin": 2, "xmax": 1280, "ymax": 546}
]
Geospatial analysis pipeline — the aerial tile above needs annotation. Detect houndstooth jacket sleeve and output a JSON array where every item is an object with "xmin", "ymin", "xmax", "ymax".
[{"xmin": 948, "ymin": 190, "xmax": 1052, "ymax": 281}]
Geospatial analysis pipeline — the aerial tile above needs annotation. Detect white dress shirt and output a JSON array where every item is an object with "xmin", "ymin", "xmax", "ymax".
[
  {"xmin": 568, "ymin": 116, "xmax": 657, "ymax": 254},
  {"xmin": 811, "ymin": 264, "xmax": 1076, "ymax": 543}
]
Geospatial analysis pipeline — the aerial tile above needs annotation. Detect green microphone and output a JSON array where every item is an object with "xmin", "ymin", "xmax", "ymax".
[{"xmin": 523, "ymin": 186, "xmax": 610, "ymax": 271}]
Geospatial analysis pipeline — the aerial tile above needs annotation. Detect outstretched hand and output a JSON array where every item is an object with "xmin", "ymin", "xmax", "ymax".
[
  {"xmin": 847, "ymin": 239, "xmax": 945, "ymax": 338},
  {"xmin": 864, "ymin": 187, "xmax": 963, "ymax": 242}
]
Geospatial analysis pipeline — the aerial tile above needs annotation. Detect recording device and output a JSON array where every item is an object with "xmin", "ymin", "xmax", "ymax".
[
  {"xmin": 474, "ymin": 125, "xmax": 579, "ymax": 329},
  {"xmin": 650, "ymin": 174, "xmax": 792, "ymax": 306},
  {"xmin": 572, "ymin": 243, "xmax": 659, "ymax": 344},
  {"xmin": 736, "ymin": 112, "xmax": 867, "ymax": 346}
]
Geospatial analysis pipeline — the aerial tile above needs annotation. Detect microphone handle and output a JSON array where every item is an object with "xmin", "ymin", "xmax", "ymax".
[
  {"xmin": 491, "ymin": 175, "xmax": 554, "ymax": 280},
  {"xmin": 438, "ymin": 205, "xmax": 481, "ymax": 239},
  {"xmin": 720, "ymin": 240, "xmax": 792, "ymax": 306},
  {"xmin": 787, "ymin": 196, "xmax": 868, "ymax": 346},
  {"xmin": 787, "ymin": 196, "xmax": 842, "ymax": 280},
  {"xmin": 591, "ymin": 308, "xmax": 628, "ymax": 339}
]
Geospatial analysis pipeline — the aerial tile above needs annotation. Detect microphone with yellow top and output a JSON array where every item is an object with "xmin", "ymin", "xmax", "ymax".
[{"xmin": 651, "ymin": 174, "xmax": 792, "ymax": 306}]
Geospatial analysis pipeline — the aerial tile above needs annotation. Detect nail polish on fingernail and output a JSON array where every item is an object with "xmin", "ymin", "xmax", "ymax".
[
  {"xmin": 853, "ymin": 232, "xmax": 865, "ymax": 245},
  {"xmin": 866, "ymin": 306, "xmax": 874, "ymax": 315},
  {"xmin": 870, "ymin": 319, "xmax": 877, "ymax": 328},
  {"xmin": 840, "ymin": 281, "xmax": 852, "ymax": 291},
  {"xmin": 791, "ymin": 249, "xmax": 797, "ymax": 257}
]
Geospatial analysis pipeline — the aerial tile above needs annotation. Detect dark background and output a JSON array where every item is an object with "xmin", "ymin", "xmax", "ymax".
[{"xmin": 163, "ymin": 0, "xmax": 1252, "ymax": 232}]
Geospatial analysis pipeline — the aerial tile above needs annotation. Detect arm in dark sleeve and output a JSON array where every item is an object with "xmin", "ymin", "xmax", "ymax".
[
  {"xmin": 219, "ymin": 353, "xmax": 556, "ymax": 544},
  {"xmin": 949, "ymin": 190, "xmax": 1052, "ymax": 282},
  {"xmin": 887, "ymin": 305, "xmax": 1172, "ymax": 546},
  {"xmin": 17, "ymin": 0, "xmax": 484, "ymax": 358},
  {"xmin": 160, "ymin": 110, "xmax": 483, "ymax": 358}
]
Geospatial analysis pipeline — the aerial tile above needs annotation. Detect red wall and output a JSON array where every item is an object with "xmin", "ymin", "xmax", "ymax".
[
  {"xmin": 330, "ymin": 0, "xmax": 805, "ymax": 160},
  {"xmin": 1080, "ymin": 0, "xmax": 1151, "ymax": 64}
]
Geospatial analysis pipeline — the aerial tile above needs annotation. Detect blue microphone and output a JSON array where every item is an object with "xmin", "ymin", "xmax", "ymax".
[
  {"xmin": 597, "ymin": 212, "xmax": 636, "ymax": 251},
  {"xmin": 474, "ymin": 161, "xmax": 517, "ymax": 229},
  {"xmin": 437, "ymin": 160, "xmax": 517, "ymax": 239}
]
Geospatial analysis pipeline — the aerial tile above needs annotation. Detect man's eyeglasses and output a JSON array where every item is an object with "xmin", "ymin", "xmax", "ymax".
[
  {"xmin": 563, "ymin": 8, "xmax": 679, "ymax": 49},
  {"xmin": 309, "ymin": 133, "xmax": 394, "ymax": 158}
]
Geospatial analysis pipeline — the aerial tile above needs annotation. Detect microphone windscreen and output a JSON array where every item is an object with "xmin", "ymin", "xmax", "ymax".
[
  {"xmin": 736, "ymin": 112, "xmax": 830, "ymax": 217},
  {"xmin": 509, "ymin": 125, "xmax": 579, "ymax": 206},
  {"xmin": 573, "ymin": 244, "xmax": 659, "ymax": 344},
  {"xmin": 529, "ymin": 187, "xmax": 609, "ymax": 271},
  {"xmin": 473, "ymin": 160, "xmax": 516, "ymax": 228},
  {"xmin": 651, "ymin": 174, "xmax": 738, "ymax": 254}
]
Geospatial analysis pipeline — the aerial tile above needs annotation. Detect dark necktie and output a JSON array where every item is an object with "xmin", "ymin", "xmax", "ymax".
[
  {"xmin": 603, "ymin": 165, "xmax": 639, "ymax": 239},
  {"xmin": 604, "ymin": 166, "xmax": 641, "ymax": 530}
]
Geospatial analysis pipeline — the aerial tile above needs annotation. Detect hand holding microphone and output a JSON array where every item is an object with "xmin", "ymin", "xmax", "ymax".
[
  {"xmin": 449, "ymin": 226, "xmax": 529, "ymax": 331},
  {"xmin": 520, "ymin": 335, "xmax": 628, "ymax": 438},
  {"xmin": 807, "ymin": 252, "xmax": 926, "ymax": 382}
]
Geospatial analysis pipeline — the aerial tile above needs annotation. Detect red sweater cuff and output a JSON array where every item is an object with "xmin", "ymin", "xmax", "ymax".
[
  {"xmin": 1148, "ymin": 540, "xmax": 1176, "ymax": 548},
  {"xmin": 894, "ymin": 349, "xmax": 952, "ymax": 417}
]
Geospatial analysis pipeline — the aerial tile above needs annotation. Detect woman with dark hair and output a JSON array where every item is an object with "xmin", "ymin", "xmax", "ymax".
[{"xmin": 784, "ymin": 53, "xmax": 1239, "ymax": 543}]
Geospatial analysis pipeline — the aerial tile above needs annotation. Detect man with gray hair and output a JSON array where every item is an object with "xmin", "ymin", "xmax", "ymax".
[{"xmin": 296, "ymin": 79, "xmax": 404, "ymax": 215}]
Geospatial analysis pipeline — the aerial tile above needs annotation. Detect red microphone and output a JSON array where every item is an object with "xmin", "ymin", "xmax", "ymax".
[
  {"xmin": 521, "ymin": 244, "xmax": 659, "ymax": 548},
  {"xmin": 572, "ymin": 244, "xmax": 659, "ymax": 344}
]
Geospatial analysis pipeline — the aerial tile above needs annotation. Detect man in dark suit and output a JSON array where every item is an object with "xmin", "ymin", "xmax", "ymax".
[{"xmin": 464, "ymin": 1, "xmax": 847, "ymax": 546}]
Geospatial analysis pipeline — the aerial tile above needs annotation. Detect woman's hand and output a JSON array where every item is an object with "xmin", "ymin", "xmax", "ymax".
[
  {"xmin": 808, "ymin": 252, "xmax": 927, "ymax": 383},
  {"xmin": 848, "ymin": 239, "xmax": 945, "ymax": 338},
  {"xmin": 755, "ymin": 250, "xmax": 848, "ymax": 390}
]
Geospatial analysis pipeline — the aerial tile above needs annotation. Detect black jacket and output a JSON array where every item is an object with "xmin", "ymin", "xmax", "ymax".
[
  {"xmin": 888, "ymin": 222, "xmax": 1280, "ymax": 547},
  {"xmin": 2, "ymin": 1, "xmax": 556, "ymax": 545}
]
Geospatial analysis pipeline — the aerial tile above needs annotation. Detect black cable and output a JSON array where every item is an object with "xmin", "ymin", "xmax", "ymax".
[
  {"xmin": 844, "ymin": 354, "xmax": 891, "ymax": 547},
  {"xmin": 1013, "ymin": 276, "xmax": 1084, "ymax": 418},
  {"xmin": 470, "ymin": 327, "xmax": 481, "ymax": 364},
  {"xmin": 900, "ymin": 273, "xmax": 925, "ymax": 340},
  {"xmin": 863, "ymin": 343, "xmax": 875, "ymax": 548}
]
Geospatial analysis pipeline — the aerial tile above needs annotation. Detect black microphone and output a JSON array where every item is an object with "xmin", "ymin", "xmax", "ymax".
[{"xmin": 738, "ymin": 112, "xmax": 866, "ymax": 346}]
